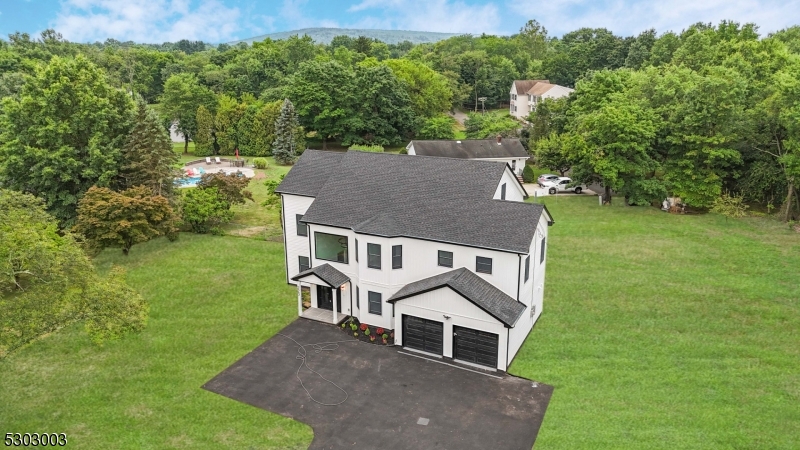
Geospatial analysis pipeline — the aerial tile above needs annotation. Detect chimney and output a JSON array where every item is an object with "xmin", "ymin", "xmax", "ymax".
[{"xmin": 496, "ymin": 135, "xmax": 502, "ymax": 144}]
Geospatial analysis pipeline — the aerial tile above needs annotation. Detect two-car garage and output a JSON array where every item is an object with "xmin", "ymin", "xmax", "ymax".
[
  {"xmin": 403, "ymin": 315, "xmax": 499, "ymax": 369},
  {"xmin": 387, "ymin": 268, "xmax": 528, "ymax": 372}
]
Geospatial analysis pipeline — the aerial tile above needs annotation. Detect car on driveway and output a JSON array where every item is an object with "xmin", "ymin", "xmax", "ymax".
[
  {"xmin": 537, "ymin": 174, "xmax": 559, "ymax": 186},
  {"xmin": 542, "ymin": 177, "xmax": 586, "ymax": 194}
]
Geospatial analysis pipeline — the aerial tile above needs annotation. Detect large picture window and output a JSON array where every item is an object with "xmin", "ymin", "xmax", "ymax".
[
  {"xmin": 392, "ymin": 245, "xmax": 402, "ymax": 269},
  {"xmin": 368, "ymin": 291, "xmax": 382, "ymax": 315},
  {"xmin": 315, "ymin": 232, "xmax": 348, "ymax": 263},
  {"xmin": 438, "ymin": 250, "xmax": 453, "ymax": 268},
  {"xmin": 367, "ymin": 243, "xmax": 381, "ymax": 269}
]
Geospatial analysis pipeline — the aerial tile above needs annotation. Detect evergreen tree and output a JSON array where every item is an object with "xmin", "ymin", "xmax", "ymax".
[
  {"xmin": 120, "ymin": 98, "xmax": 180, "ymax": 198},
  {"xmin": 273, "ymin": 98, "xmax": 301, "ymax": 165}
]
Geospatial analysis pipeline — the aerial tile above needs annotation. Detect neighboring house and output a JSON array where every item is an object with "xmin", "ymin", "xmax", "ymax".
[
  {"xmin": 405, "ymin": 137, "xmax": 530, "ymax": 178},
  {"xmin": 276, "ymin": 150, "xmax": 554, "ymax": 371},
  {"xmin": 509, "ymin": 80, "xmax": 574, "ymax": 120}
]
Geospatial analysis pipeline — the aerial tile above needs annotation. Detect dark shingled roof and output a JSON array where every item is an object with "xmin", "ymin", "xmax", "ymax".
[
  {"xmin": 291, "ymin": 263, "xmax": 350, "ymax": 288},
  {"xmin": 275, "ymin": 150, "xmax": 346, "ymax": 197},
  {"xmin": 387, "ymin": 268, "xmax": 526, "ymax": 327},
  {"xmin": 410, "ymin": 139, "xmax": 529, "ymax": 159},
  {"xmin": 296, "ymin": 151, "xmax": 545, "ymax": 253}
]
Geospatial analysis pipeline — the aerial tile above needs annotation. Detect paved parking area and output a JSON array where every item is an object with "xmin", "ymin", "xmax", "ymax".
[{"xmin": 203, "ymin": 319, "xmax": 553, "ymax": 450}]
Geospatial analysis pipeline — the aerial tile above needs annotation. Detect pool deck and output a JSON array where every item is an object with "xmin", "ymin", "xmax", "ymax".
[{"xmin": 183, "ymin": 163, "xmax": 255, "ymax": 178}]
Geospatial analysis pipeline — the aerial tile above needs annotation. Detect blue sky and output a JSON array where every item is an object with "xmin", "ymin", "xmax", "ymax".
[{"xmin": 1, "ymin": 0, "xmax": 798, "ymax": 43}]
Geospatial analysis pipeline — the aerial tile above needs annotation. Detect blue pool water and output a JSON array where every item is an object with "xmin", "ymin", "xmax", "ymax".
[{"xmin": 178, "ymin": 176, "xmax": 202, "ymax": 188}]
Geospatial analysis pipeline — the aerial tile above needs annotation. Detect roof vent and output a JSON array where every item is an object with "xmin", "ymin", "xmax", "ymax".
[{"xmin": 456, "ymin": 140, "xmax": 461, "ymax": 143}]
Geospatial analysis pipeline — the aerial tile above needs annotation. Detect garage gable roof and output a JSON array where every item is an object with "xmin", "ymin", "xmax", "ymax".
[
  {"xmin": 291, "ymin": 263, "xmax": 350, "ymax": 288},
  {"xmin": 387, "ymin": 268, "xmax": 526, "ymax": 327}
]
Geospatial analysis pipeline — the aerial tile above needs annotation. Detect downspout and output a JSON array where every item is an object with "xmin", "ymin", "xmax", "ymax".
[
  {"xmin": 281, "ymin": 195, "xmax": 289, "ymax": 284},
  {"xmin": 516, "ymin": 254, "xmax": 522, "ymax": 301},
  {"xmin": 506, "ymin": 328, "xmax": 510, "ymax": 372},
  {"xmin": 307, "ymin": 225, "xmax": 313, "ymax": 268}
]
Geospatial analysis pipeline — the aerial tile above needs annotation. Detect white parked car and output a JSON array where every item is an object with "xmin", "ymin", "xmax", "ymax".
[
  {"xmin": 542, "ymin": 177, "xmax": 586, "ymax": 194},
  {"xmin": 537, "ymin": 174, "xmax": 559, "ymax": 186}
]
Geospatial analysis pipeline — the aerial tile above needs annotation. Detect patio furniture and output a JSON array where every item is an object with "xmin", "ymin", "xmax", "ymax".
[
  {"xmin": 215, "ymin": 157, "xmax": 221, "ymax": 164},
  {"xmin": 206, "ymin": 157, "xmax": 212, "ymax": 164}
]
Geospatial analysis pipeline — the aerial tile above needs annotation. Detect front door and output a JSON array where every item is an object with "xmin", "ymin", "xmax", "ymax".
[{"xmin": 316, "ymin": 285, "xmax": 341, "ymax": 312}]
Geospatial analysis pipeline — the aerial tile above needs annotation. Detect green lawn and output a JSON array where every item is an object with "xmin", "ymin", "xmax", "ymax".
[
  {"xmin": 517, "ymin": 196, "xmax": 800, "ymax": 449},
  {"xmin": 0, "ymin": 235, "xmax": 312, "ymax": 449},
  {"xmin": 1, "ymin": 195, "xmax": 798, "ymax": 449}
]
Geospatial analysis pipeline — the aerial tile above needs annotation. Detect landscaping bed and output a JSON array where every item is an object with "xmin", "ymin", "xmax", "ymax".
[{"xmin": 339, "ymin": 316, "xmax": 394, "ymax": 345}]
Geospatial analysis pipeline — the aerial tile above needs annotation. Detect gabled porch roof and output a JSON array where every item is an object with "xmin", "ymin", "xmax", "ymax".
[{"xmin": 291, "ymin": 263, "xmax": 350, "ymax": 288}]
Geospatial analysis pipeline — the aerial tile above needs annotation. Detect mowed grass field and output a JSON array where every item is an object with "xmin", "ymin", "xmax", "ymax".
[
  {"xmin": 517, "ymin": 196, "xmax": 800, "ymax": 449},
  {"xmin": 1, "ymin": 193, "xmax": 798, "ymax": 448}
]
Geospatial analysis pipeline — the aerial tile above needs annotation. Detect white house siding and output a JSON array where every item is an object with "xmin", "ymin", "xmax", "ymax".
[
  {"xmin": 283, "ymin": 194, "xmax": 315, "ymax": 284},
  {"xmin": 542, "ymin": 85, "xmax": 574, "ymax": 100},
  {"xmin": 507, "ymin": 213, "xmax": 549, "ymax": 365},
  {"xmin": 478, "ymin": 157, "xmax": 529, "ymax": 177},
  {"xmin": 493, "ymin": 169, "xmax": 526, "ymax": 201},
  {"xmin": 393, "ymin": 287, "xmax": 509, "ymax": 370},
  {"xmin": 509, "ymin": 86, "xmax": 527, "ymax": 120},
  {"xmin": 351, "ymin": 235, "xmax": 519, "ymax": 330},
  {"xmin": 356, "ymin": 234, "xmax": 396, "ymax": 329},
  {"xmin": 406, "ymin": 142, "xmax": 416, "ymax": 155},
  {"xmin": 389, "ymin": 237, "xmax": 520, "ymax": 299}
]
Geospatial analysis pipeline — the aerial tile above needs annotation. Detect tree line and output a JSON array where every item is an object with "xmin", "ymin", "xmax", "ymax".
[{"xmin": 527, "ymin": 22, "xmax": 800, "ymax": 221}]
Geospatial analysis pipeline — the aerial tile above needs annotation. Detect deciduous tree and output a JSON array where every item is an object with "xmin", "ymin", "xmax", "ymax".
[
  {"xmin": 74, "ymin": 186, "xmax": 178, "ymax": 255},
  {"xmin": 159, "ymin": 73, "xmax": 215, "ymax": 153},
  {"xmin": 0, "ymin": 55, "xmax": 133, "ymax": 226}
]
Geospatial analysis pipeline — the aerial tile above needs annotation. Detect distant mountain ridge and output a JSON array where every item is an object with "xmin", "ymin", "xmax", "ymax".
[{"xmin": 229, "ymin": 27, "xmax": 462, "ymax": 45}]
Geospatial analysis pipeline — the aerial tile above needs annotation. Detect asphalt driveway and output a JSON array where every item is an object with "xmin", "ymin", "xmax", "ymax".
[{"xmin": 203, "ymin": 319, "xmax": 553, "ymax": 450}]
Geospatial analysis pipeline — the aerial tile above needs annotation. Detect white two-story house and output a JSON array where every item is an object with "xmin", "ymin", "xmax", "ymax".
[
  {"xmin": 276, "ymin": 150, "xmax": 554, "ymax": 371},
  {"xmin": 510, "ymin": 80, "xmax": 574, "ymax": 120}
]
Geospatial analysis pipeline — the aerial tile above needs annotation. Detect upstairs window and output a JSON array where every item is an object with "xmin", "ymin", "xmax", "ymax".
[
  {"xmin": 501, "ymin": 183, "xmax": 507, "ymax": 200},
  {"xmin": 299, "ymin": 256, "xmax": 310, "ymax": 273},
  {"xmin": 367, "ymin": 243, "xmax": 381, "ymax": 269},
  {"xmin": 355, "ymin": 239, "xmax": 358, "ymax": 262},
  {"xmin": 540, "ymin": 237, "xmax": 546, "ymax": 264},
  {"xmin": 296, "ymin": 214, "xmax": 307, "ymax": 236},
  {"xmin": 438, "ymin": 250, "xmax": 453, "ymax": 268},
  {"xmin": 392, "ymin": 245, "xmax": 402, "ymax": 269},
  {"xmin": 476, "ymin": 256, "xmax": 492, "ymax": 274},
  {"xmin": 525, "ymin": 255, "xmax": 531, "ymax": 282}
]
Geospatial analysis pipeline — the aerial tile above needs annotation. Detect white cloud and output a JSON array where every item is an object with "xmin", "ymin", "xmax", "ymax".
[
  {"xmin": 506, "ymin": 0, "xmax": 800, "ymax": 37},
  {"xmin": 345, "ymin": 0, "xmax": 503, "ymax": 34},
  {"xmin": 52, "ymin": 0, "xmax": 242, "ymax": 43}
]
